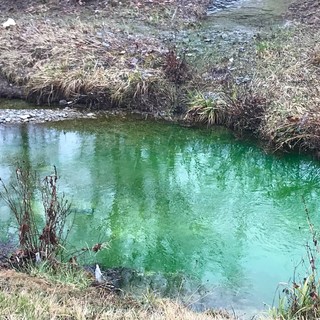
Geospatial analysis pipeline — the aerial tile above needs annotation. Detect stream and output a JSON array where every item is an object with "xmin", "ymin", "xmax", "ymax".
[
  {"xmin": 1, "ymin": 117, "xmax": 320, "ymax": 316},
  {"xmin": 0, "ymin": 0, "xmax": 306, "ymax": 317}
]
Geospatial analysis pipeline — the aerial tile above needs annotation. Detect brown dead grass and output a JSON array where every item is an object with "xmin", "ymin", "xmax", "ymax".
[
  {"xmin": 0, "ymin": 0, "xmax": 209, "ymax": 111},
  {"xmin": 252, "ymin": 27, "xmax": 320, "ymax": 152},
  {"xmin": 186, "ymin": 24, "xmax": 320, "ymax": 154},
  {"xmin": 0, "ymin": 18, "xmax": 178, "ymax": 110},
  {"xmin": 0, "ymin": 269, "xmax": 231, "ymax": 320}
]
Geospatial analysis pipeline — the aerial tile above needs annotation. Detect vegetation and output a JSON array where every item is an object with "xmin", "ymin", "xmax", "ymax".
[
  {"xmin": 185, "ymin": 91, "xmax": 227, "ymax": 126},
  {"xmin": 186, "ymin": 24, "xmax": 320, "ymax": 154},
  {"xmin": 0, "ymin": 166, "xmax": 72, "ymax": 266},
  {"xmin": 270, "ymin": 203, "xmax": 320, "ymax": 319},
  {"xmin": 0, "ymin": 267, "xmax": 230, "ymax": 320},
  {"xmin": 251, "ymin": 27, "xmax": 320, "ymax": 153}
]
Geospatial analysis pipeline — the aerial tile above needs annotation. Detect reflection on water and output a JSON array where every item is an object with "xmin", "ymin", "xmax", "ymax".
[{"xmin": 1, "ymin": 119, "xmax": 320, "ymax": 314}]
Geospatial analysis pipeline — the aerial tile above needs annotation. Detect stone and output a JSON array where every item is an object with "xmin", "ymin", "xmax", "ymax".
[{"xmin": 19, "ymin": 114, "xmax": 31, "ymax": 120}]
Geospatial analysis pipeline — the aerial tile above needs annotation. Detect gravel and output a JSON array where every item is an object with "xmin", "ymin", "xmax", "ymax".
[{"xmin": 0, "ymin": 107, "xmax": 97, "ymax": 124}]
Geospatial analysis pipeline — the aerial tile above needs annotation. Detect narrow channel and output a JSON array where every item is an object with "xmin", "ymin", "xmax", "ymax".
[{"xmin": 1, "ymin": 118, "xmax": 319, "ymax": 315}]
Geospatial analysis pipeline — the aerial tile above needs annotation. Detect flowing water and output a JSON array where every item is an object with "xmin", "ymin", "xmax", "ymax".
[{"xmin": 1, "ymin": 118, "xmax": 320, "ymax": 316}]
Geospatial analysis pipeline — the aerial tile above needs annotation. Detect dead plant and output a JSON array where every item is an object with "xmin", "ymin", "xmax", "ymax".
[
  {"xmin": 271, "ymin": 199, "xmax": 320, "ymax": 319},
  {"xmin": 224, "ymin": 86, "xmax": 268, "ymax": 135},
  {"xmin": 163, "ymin": 48, "xmax": 189, "ymax": 84},
  {"xmin": 0, "ymin": 166, "xmax": 72, "ymax": 266}
]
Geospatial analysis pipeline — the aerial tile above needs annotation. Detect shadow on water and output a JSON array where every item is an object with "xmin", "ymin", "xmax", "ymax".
[{"xmin": 1, "ymin": 117, "xmax": 320, "ymax": 316}]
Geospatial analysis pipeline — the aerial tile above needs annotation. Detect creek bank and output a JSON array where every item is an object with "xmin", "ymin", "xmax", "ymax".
[
  {"xmin": 0, "ymin": 0, "xmax": 319, "ymax": 155},
  {"xmin": 0, "ymin": 268, "xmax": 232, "ymax": 320}
]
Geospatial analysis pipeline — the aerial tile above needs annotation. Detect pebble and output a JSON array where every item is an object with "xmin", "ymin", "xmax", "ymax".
[
  {"xmin": 0, "ymin": 108, "xmax": 100, "ymax": 124},
  {"xmin": 19, "ymin": 114, "xmax": 31, "ymax": 120}
]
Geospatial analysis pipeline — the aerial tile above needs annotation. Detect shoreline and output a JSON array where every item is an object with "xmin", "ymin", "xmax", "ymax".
[{"xmin": 0, "ymin": 1, "xmax": 319, "ymax": 155}]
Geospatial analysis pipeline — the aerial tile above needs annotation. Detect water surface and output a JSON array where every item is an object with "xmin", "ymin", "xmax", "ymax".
[{"xmin": 1, "ymin": 118, "xmax": 320, "ymax": 314}]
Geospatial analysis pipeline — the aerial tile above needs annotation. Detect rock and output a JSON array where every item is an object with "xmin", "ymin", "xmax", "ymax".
[
  {"xmin": 19, "ymin": 114, "xmax": 31, "ymax": 120},
  {"xmin": 59, "ymin": 100, "xmax": 68, "ymax": 106},
  {"xmin": 2, "ymin": 18, "xmax": 16, "ymax": 29}
]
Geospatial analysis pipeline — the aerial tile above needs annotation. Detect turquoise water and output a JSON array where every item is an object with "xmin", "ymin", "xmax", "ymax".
[{"xmin": 1, "ymin": 118, "xmax": 320, "ymax": 314}]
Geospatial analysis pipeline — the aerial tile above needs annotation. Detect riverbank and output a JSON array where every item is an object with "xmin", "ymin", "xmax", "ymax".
[
  {"xmin": 0, "ymin": 266, "xmax": 233, "ymax": 319},
  {"xmin": 0, "ymin": 0, "xmax": 208, "ymax": 112}
]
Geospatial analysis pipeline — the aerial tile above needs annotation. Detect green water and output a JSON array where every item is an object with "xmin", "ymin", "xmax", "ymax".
[{"xmin": 1, "ymin": 118, "xmax": 320, "ymax": 314}]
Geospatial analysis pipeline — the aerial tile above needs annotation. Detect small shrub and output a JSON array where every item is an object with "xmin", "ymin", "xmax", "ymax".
[
  {"xmin": 163, "ymin": 48, "xmax": 189, "ymax": 84},
  {"xmin": 0, "ymin": 166, "xmax": 72, "ymax": 266}
]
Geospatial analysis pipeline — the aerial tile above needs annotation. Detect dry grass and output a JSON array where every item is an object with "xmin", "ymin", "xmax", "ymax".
[
  {"xmin": 184, "ymin": 91, "xmax": 228, "ymax": 126},
  {"xmin": 0, "ymin": 268, "xmax": 231, "ymax": 320},
  {"xmin": 1, "ymin": 0, "xmax": 319, "ymax": 154},
  {"xmin": 0, "ymin": 19, "xmax": 177, "ymax": 110},
  {"xmin": 186, "ymin": 24, "xmax": 320, "ymax": 153},
  {"xmin": 252, "ymin": 26, "xmax": 320, "ymax": 152}
]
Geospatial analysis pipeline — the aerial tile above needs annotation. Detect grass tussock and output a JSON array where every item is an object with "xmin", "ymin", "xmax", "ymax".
[
  {"xmin": 0, "ymin": 268, "xmax": 230, "ymax": 320},
  {"xmin": 185, "ymin": 91, "xmax": 227, "ymax": 126}
]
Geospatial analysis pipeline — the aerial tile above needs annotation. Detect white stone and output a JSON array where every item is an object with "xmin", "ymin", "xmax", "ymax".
[
  {"xmin": 20, "ymin": 114, "xmax": 31, "ymax": 120},
  {"xmin": 3, "ymin": 18, "xmax": 16, "ymax": 29}
]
